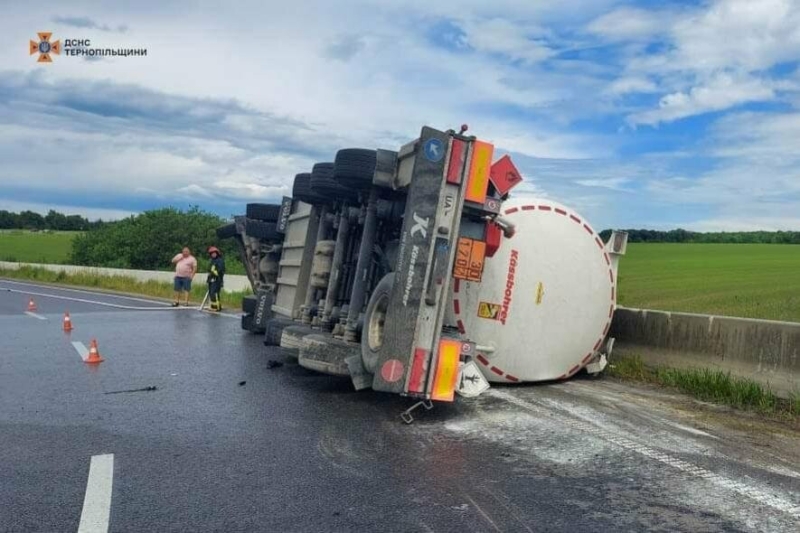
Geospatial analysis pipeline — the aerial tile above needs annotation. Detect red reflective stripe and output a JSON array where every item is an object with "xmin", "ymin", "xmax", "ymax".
[
  {"xmin": 521, "ymin": 205, "xmax": 535, "ymax": 211},
  {"xmin": 538, "ymin": 205, "xmax": 552, "ymax": 211},
  {"xmin": 583, "ymin": 224, "xmax": 593, "ymax": 235},
  {"xmin": 568, "ymin": 365, "xmax": 580, "ymax": 375},
  {"xmin": 570, "ymin": 215, "xmax": 581, "ymax": 224},
  {"xmin": 454, "ymin": 278, "xmax": 460, "ymax": 293},
  {"xmin": 582, "ymin": 353, "xmax": 593, "ymax": 363},
  {"xmin": 505, "ymin": 207, "xmax": 519, "ymax": 215},
  {"xmin": 505, "ymin": 374, "xmax": 520, "ymax": 382},
  {"xmin": 594, "ymin": 339, "xmax": 603, "ymax": 351},
  {"xmin": 408, "ymin": 348, "xmax": 427, "ymax": 393},
  {"xmin": 554, "ymin": 208, "xmax": 567, "ymax": 215},
  {"xmin": 490, "ymin": 366, "xmax": 503, "ymax": 376},
  {"xmin": 476, "ymin": 354, "xmax": 489, "ymax": 365},
  {"xmin": 457, "ymin": 319, "xmax": 465, "ymax": 334},
  {"xmin": 596, "ymin": 237, "xmax": 604, "ymax": 249},
  {"xmin": 447, "ymin": 139, "xmax": 466, "ymax": 184},
  {"xmin": 453, "ymin": 299, "xmax": 460, "ymax": 314},
  {"xmin": 611, "ymin": 286, "xmax": 615, "ymax": 300}
]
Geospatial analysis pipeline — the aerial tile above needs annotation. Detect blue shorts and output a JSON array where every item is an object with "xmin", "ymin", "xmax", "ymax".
[{"xmin": 174, "ymin": 276, "xmax": 192, "ymax": 292}]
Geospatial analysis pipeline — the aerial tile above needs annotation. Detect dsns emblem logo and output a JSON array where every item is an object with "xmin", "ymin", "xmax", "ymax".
[{"xmin": 29, "ymin": 32, "xmax": 61, "ymax": 63}]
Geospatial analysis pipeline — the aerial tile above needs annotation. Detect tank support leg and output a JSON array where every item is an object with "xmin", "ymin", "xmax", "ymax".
[
  {"xmin": 320, "ymin": 205, "xmax": 350, "ymax": 328},
  {"xmin": 302, "ymin": 204, "xmax": 331, "ymax": 325},
  {"xmin": 344, "ymin": 189, "xmax": 379, "ymax": 342}
]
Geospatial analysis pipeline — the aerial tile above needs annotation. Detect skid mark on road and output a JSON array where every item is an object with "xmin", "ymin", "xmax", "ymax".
[
  {"xmin": 77, "ymin": 454, "xmax": 114, "ymax": 533},
  {"xmin": 491, "ymin": 390, "xmax": 800, "ymax": 520},
  {"xmin": 24, "ymin": 311, "xmax": 47, "ymax": 320}
]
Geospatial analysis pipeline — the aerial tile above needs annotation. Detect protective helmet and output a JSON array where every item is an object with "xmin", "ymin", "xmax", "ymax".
[{"xmin": 207, "ymin": 246, "xmax": 221, "ymax": 255}]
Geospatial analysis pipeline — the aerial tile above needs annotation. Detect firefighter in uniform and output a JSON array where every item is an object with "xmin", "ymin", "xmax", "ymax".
[{"xmin": 206, "ymin": 246, "xmax": 225, "ymax": 311}]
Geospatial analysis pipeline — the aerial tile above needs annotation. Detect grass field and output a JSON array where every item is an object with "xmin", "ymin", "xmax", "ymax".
[
  {"xmin": 0, "ymin": 230, "xmax": 77, "ymax": 264},
  {"xmin": 618, "ymin": 243, "xmax": 800, "ymax": 322}
]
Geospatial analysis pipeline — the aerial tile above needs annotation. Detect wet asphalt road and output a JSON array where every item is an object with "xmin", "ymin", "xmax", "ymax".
[{"xmin": 1, "ymin": 279, "xmax": 799, "ymax": 533}]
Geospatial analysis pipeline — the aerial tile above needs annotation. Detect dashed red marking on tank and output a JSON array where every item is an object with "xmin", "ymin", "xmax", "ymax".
[
  {"xmin": 611, "ymin": 286, "xmax": 615, "ymax": 300},
  {"xmin": 454, "ymin": 203, "xmax": 615, "ymax": 385}
]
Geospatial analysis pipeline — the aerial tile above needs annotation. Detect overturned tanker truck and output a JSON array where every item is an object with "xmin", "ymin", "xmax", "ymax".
[{"xmin": 218, "ymin": 125, "xmax": 628, "ymax": 422}]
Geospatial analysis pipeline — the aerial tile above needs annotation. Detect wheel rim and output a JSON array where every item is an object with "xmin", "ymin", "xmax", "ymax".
[{"xmin": 367, "ymin": 292, "xmax": 389, "ymax": 353}]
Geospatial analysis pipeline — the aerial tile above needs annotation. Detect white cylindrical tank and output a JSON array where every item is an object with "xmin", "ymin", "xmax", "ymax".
[{"xmin": 449, "ymin": 197, "xmax": 616, "ymax": 383}]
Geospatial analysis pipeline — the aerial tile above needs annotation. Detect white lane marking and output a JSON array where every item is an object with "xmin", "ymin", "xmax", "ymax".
[
  {"xmin": 491, "ymin": 390, "xmax": 800, "ymax": 519},
  {"xmin": 3, "ymin": 287, "xmax": 188, "ymax": 311},
  {"xmin": 24, "ymin": 311, "xmax": 47, "ymax": 320},
  {"xmin": 78, "ymin": 454, "xmax": 114, "ymax": 533},
  {"xmin": 0, "ymin": 279, "xmax": 168, "ymax": 305},
  {"xmin": 72, "ymin": 341, "xmax": 88, "ymax": 361}
]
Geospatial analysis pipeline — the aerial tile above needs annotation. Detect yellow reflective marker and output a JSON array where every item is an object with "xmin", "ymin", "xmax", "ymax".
[
  {"xmin": 431, "ymin": 339, "xmax": 461, "ymax": 402},
  {"xmin": 465, "ymin": 141, "xmax": 494, "ymax": 204}
]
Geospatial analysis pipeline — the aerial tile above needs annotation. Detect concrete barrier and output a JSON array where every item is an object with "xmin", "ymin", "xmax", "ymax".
[
  {"xmin": 611, "ymin": 307, "xmax": 800, "ymax": 399},
  {"xmin": 0, "ymin": 261, "xmax": 251, "ymax": 294}
]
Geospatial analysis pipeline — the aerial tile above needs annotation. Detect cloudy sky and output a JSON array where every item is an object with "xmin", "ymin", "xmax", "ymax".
[{"xmin": 1, "ymin": 0, "xmax": 799, "ymax": 230}]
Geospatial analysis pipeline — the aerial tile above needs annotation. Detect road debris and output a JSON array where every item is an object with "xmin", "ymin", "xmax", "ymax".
[{"xmin": 104, "ymin": 386, "xmax": 158, "ymax": 395}]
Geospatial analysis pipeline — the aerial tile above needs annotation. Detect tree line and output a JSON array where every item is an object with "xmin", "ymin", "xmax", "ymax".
[
  {"xmin": 599, "ymin": 229, "xmax": 800, "ymax": 244},
  {"xmin": 70, "ymin": 206, "xmax": 244, "ymax": 274},
  {"xmin": 0, "ymin": 210, "xmax": 104, "ymax": 231}
]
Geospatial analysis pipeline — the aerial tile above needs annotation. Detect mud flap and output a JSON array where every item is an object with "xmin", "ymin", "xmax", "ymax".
[
  {"xmin": 345, "ymin": 355, "xmax": 372, "ymax": 391},
  {"xmin": 253, "ymin": 291, "xmax": 273, "ymax": 332}
]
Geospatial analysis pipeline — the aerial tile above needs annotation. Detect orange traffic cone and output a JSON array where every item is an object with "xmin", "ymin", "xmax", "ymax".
[
  {"xmin": 85, "ymin": 339, "xmax": 104, "ymax": 364},
  {"xmin": 27, "ymin": 298, "xmax": 37, "ymax": 312},
  {"xmin": 63, "ymin": 312, "xmax": 73, "ymax": 332}
]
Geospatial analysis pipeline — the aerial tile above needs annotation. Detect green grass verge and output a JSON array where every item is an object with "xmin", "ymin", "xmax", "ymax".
[
  {"xmin": 608, "ymin": 354, "xmax": 800, "ymax": 419},
  {"xmin": 618, "ymin": 243, "xmax": 800, "ymax": 321},
  {"xmin": 0, "ymin": 230, "xmax": 78, "ymax": 264},
  {"xmin": 0, "ymin": 266, "xmax": 251, "ymax": 311}
]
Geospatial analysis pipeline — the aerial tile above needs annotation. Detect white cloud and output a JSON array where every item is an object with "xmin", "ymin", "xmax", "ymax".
[
  {"xmin": 457, "ymin": 18, "xmax": 554, "ymax": 64},
  {"xmin": 587, "ymin": 7, "xmax": 672, "ymax": 41},
  {"xmin": 607, "ymin": 76, "xmax": 658, "ymax": 95},
  {"xmin": 628, "ymin": 73, "xmax": 776, "ymax": 126}
]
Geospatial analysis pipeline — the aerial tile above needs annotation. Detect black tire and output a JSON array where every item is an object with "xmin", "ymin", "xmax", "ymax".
[
  {"xmin": 241, "ymin": 314, "xmax": 254, "ymax": 332},
  {"xmin": 246, "ymin": 203, "xmax": 281, "ymax": 222},
  {"xmin": 293, "ymin": 172, "xmax": 325, "ymax": 205},
  {"xmin": 264, "ymin": 318, "xmax": 294, "ymax": 346},
  {"xmin": 245, "ymin": 219, "xmax": 280, "ymax": 241},
  {"xmin": 361, "ymin": 272, "xmax": 395, "ymax": 374},
  {"xmin": 311, "ymin": 162, "xmax": 358, "ymax": 203},
  {"xmin": 298, "ymin": 334, "xmax": 358, "ymax": 377},
  {"xmin": 216, "ymin": 223, "xmax": 237, "ymax": 240},
  {"xmin": 242, "ymin": 295, "xmax": 258, "ymax": 314},
  {"xmin": 334, "ymin": 149, "xmax": 377, "ymax": 190}
]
